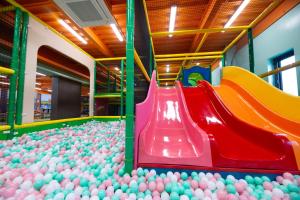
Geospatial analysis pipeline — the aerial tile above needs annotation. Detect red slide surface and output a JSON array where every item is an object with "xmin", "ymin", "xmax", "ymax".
[{"xmin": 181, "ymin": 81, "xmax": 297, "ymax": 170}]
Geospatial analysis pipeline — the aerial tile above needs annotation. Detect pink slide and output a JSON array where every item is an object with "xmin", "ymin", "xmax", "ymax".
[{"xmin": 135, "ymin": 72, "xmax": 212, "ymax": 168}]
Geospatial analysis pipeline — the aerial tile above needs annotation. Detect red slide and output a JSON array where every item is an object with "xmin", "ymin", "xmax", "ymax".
[{"xmin": 180, "ymin": 81, "xmax": 297, "ymax": 170}]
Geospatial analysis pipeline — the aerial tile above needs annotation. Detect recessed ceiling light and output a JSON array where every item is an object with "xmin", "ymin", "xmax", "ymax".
[
  {"xmin": 0, "ymin": 75, "xmax": 6, "ymax": 78},
  {"xmin": 35, "ymin": 87, "xmax": 42, "ymax": 91},
  {"xmin": 0, "ymin": 81, "xmax": 9, "ymax": 85},
  {"xmin": 36, "ymin": 72, "xmax": 46, "ymax": 77},
  {"xmin": 168, "ymin": 5, "xmax": 177, "ymax": 37},
  {"xmin": 196, "ymin": 63, "xmax": 200, "ymax": 65},
  {"xmin": 58, "ymin": 19, "xmax": 87, "ymax": 44},
  {"xmin": 115, "ymin": 67, "xmax": 120, "ymax": 71},
  {"xmin": 224, "ymin": 0, "xmax": 250, "ymax": 28},
  {"xmin": 110, "ymin": 24, "xmax": 124, "ymax": 42}
]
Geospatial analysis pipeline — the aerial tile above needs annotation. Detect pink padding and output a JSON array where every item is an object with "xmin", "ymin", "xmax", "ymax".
[
  {"xmin": 135, "ymin": 72, "xmax": 212, "ymax": 168},
  {"xmin": 134, "ymin": 71, "xmax": 157, "ymax": 168}
]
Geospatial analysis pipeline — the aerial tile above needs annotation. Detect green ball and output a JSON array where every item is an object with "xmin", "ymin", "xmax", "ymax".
[
  {"xmin": 33, "ymin": 179, "xmax": 44, "ymax": 191},
  {"xmin": 290, "ymin": 192, "xmax": 300, "ymax": 200},
  {"xmin": 137, "ymin": 168, "xmax": 144, "ymax": 177},
  {"xmin": 170, "ymin": 192, "xmax": 180, "ymax": 200},
  {"xmin": 113, "ymin": 183, "xmax": 120, "ymax": 190},
  {"xmin": 118, "ymin": 168, "xmax": 125, "ymax": 177},
  {"xmin": 226, "ymin": 184, "xmax": 236, "ymax": 194},
  {"xmin": 111, "ymin": 195, "xmax": 119, "ymax": 200},
  {"xmin": 165, "ymin": 183, "xmax": 172, "ymax": 193},
  {"xmin": 98, "ymin": 189, "xmax": 106, "ymax": 199},
  {"xmin": 181, "ymin": 172, "xmax": 188, "ymax": 181},
  {"xmin": 184, "ymin": 189, "xmax": 193, "ymax": 198},
  {"xmin": 288, "ymin": 184, "xmax": 300, "ymax": 193},
  {"xmin": 54, "ymin": 174, "xmax": 64, "ymax": 183},
  {"xmin": 191, "ymin": 172, "xmax": 198, "ymax": 178},
  {"xmin": 80, "ymin": 178, "xmax": 89, "ymax": 187},
  {"xmin": 121, "ymin": 184, "xmax": 128, "ymax": 192},
  {"xmin": 145, "ymin": 189, "xmax": 151, "ymax": 195},
  {"xmin": 129, "ymin": 183, "xmax": 138, "ymax": 193},
  {"xmin": 182, "ymin": 181, "xmax": 190, "ymax": 189},
  {"xmin": 254, "ymin": 177, "xmax": 263, "ymax": 185},
  {"xmin": 261, "ymin": 176, "xmax": 271, "ymax": 182},
  {"xmin": 137, "ymin": 192, "xmax": 145, "ymax": 199},
  {"xmin": 69, "ymin": 174, "xmax": 77, "ymax": 181},
  {"xmin": 245, "ymin": 175, "xmax": 254, "ymax": 184},
  {"xmin": 225, "ymin": 179, "xmax": 234, "ymax": 185},
  {"xmin": 107, "ymin": 168, "xmax": 114, "ymax": 176}
]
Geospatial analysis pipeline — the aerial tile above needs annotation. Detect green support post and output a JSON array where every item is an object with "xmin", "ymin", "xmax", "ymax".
[
  {"xmin": 248, "ymin": 28, "xmax": 255, "ymax": 73},
  {"xmin": 120, "ymin": 59, "xmax": 124, "ymax": 118},
  {"xmin": 107, "ymin": 70, "xmax": 110, "ymax": 92},
  {"xmin": 125, "ymin": 0, "xmax": 135, "ymax": 173},
  {"xmin": 16, "ymin": 12, "xmax": 29, "ymax": 125},
  {"xmin": 149, "ymin": 40, "xmax": 153, "ymax": 76},
  {"xmin": 8, "ymin": 7, "xmax": 21, "ymax": 130},
  {"xmin": 222, "ymin": 53, "xmax": 226, "ymax": 67}
]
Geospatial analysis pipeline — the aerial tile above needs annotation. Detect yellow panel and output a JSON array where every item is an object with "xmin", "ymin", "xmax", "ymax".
[{"xmin": 222, "ymin": 66, "xmax": 300, "ymax": 122}]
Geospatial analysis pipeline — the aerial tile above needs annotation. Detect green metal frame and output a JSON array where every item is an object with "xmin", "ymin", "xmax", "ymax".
[
  {"xmin": 120, "ymin": 59, "xmax": 124, "ymax": 118},
  {"xmin": 16, "ymin": 12, "xmax": 29, "ymax": 125},
  {"xmin": 94, "ymin": 93, "xmax": 122, "ymax": 98},
  {"xmin": 7, "ymin": 7, "xmax": 21, "ymax": 131},
  {"xmin": 125, "ymin": 0, "xmax": 135, "ymax": 173},
  {"xmin": 222, "ymin": 53, "xmax": 226, "ymax": 67},
  {"xmin": 248, "ymin": 28, "xmax": 255, "ymax": 73}
]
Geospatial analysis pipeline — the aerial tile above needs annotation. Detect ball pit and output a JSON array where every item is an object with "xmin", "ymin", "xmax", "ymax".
[{"xmin": 0, "ymin": 121, "xmax": 299, "ymax": 199}]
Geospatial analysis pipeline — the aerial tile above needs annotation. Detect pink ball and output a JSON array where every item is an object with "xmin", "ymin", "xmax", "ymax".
[
  {"xmin": 2, "ymin": 188, "xmax": 16, "ymax": 198},
  {"xmin": 216, "ymin": 189, "xmax": 227, "ymax": 200},
  {"xmin": 227, "ymin": 194, "xmax": 238, "ymax": 200},
  {"xmin": 153, "ymin": 196, "xmax": 161, "ymax": 200},
  {"xmin": 263, "ymin": 182, "xmax": 273, "ymax": 191},
  {"xmin": 276, "ymin": 176, "xmax": 283, "ymax": 184},
  {"xmin": 73, "ymin": 178, "xmax": 80, "ymax": 186},
  {"xmin": 163, "ymin": 177, "xmax": 170, "ymax": 184},
  {"xmin": 148, "ymin": 181, "xmax": 156, "ymax": 191},
  {"xmin": 199, "ymin": 180, "xmax": 207, "ymax": 190},
  {"xmin": 139, "ymin": 182, "xmax": 147, "ymax": 192},
  {"xmin": 283, "ymin": 172, "xmax": 294, "ymax": 181},
  {"xmin": 156, "ymin": 182, "xmax": 164, "ymax": 193},
  {"xmin": 204, "ymin": 189, "xmax": 212, "ymax": 197},
  {"xmin": 234, "ymin": 182, "xmax": 245, "ymax": 193},
  {"xmin": 131, "ymin": 170, "xmax": 137, "ymax": 176},
  {"xmin": 191, "ymin": 180, "xmax": 199, "ymax": 189},
  {"xmin": 123, "ymin": 175, "xmax": 131, "ymax": 184}
]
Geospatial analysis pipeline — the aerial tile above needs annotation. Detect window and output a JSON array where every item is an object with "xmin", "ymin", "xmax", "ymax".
[
  {"xmin": 271, "ymin": 50, "xmax": 298, "ymax": 96},
  {"xmin": 280, "ymin": 55, "xmax": 298, "ymax": 96}
]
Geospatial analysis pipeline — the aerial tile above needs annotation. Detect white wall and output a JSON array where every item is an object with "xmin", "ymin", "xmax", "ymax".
[
  {"xmin": 23, "ymin": 16, "xmax": 95, "ymax": 123},
  {"xmin": 225, "ymin": 4, "xmax": 300, "ymax": 94}
]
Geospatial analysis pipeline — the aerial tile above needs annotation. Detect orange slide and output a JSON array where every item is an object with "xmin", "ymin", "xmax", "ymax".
[{"xmin": 214, "ymin": 67, "xmax": 300, "ymax": 168}]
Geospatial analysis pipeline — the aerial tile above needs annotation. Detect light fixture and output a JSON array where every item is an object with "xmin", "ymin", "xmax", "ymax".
[
  {"xmin": 48, "ymin": 89, "xmax": 52, "ymax": 92},
  {"xmin": 35, "ymin": 88, "xmax": 42, "ymax": 91},
  {"xmin": 36, "ymin": 72, "xmax": 46, "ymax": 77},
  {"xmin": 0, "ymin": 81, "xmax": 9, "ymax": 85},
  {"xmin": 36, "ymin": 82, "xmax": 41, "ymax": 85},
  {"xmin": 168, "ymin": 5, "xmax": 177, "ymax": 37},
  {"xmin": 110, "ymin": 24, "xmax": 123, "ymax": 42},
  {"xmin": 115, "ymin": 67, "xmax": 120, "ymax": 71},
  {"xmin": 58, "ymin": 19, "xmax": 88, "ymax": 44},
  {"xmin": 166, "ymin": 64, "xmax": 170, "ymax": 72},
  {"xmin": 0, "ymin": 75, "xmax": 6, "ymax": 78},
  {"xmin": 196, "ymin": 62, "xmax": 200, "ymax": 65},
  {"xmin": 165, "ymin": 82, "xmax": 168, "ymax": 86},
  {"xmin": 224, "ymin": 0, "xmax": 250, "ymax": 28}
]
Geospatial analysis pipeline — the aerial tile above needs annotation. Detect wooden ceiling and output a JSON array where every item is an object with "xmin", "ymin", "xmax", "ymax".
[{"xmin": 6, "ymin": 0, "xmax": 280, "ymax": 87}]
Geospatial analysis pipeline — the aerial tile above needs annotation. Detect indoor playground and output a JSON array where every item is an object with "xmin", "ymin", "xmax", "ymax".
[{"xmin": 1, "ymin": 0, "xmax": 300, "ymax": 199}]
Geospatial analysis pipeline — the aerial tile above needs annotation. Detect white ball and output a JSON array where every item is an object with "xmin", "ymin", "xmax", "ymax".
[
  {"xmin": 21, "ymin": 180, "xmax": 32, "ymax": 191},
  {"xmin": 180, "ymin": 195, "xmax": 189, "ymax": 200},
  {"xmin": 203, "ymin": 197, "xmax": 212, "ymax": 200},
  {"xmin": 74, "ymin": 186, "xmax": 83, "ymax": 195},
  {"xmin": 216, "ymin": 181, "xmax": 225, "ymax": 190},
  {"xmin": 90, "ymin": 196, "xmax": 99, "ymax": 200},
  {"xmin": 161, "ymin": 191, "xmax": 170, "ymax": 200},
  {"xmin": 65, "ymin": 182, "xmax": 74, "ymax": 190},
  {"xmin": 91, "ymin": 188, "xmax": 98, "ymax": 196},
  {"xmin": 129, "ymin": 193, "xmax": 137, "ymax": 200},
  {"xmin": 144, "ymin": 195, "xmax": 152, "ymax": 200},
  {"xmin": 81, "ymin": 196, "xmax": 90, "ymax": 200},
  {"xmin": 65, "ymin": 193, "xmax": 76, "ymax": 200},
  {"xmin": 272, "ymin": 188, "xmax": 284, "ymax": 198},
  {"xmin": 171, "ymin": 175, "xmax": 178, "ymax": 182},
  {"xmin": 24, "ymin": 194, "xmax": 36, "ymax": 200},
  {"xmin": 13, "ymin": 176, "xmax": 23, "ymax": 185},
  {"xmin": 194, "ymin": 188, "xmax": 204, "ymax": 199},
  {"xmin": 54, "ymin": 192, "xmax": 65, "ymax": 200},
  {"xmin": 167, "ymin": 171, "xmax": 173, "ymax": 177},
  {"xmin": 206, "ymin": 173, "xmax": 213, "ymax": 179},
  {"xmin": 282, "ymin": 179, "xmax": 292, "ymax": 186}
]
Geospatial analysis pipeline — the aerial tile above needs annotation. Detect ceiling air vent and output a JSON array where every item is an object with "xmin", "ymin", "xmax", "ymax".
[{"xmin": 53, "ymin": 0, "xmax": 115, "ymax": 27}]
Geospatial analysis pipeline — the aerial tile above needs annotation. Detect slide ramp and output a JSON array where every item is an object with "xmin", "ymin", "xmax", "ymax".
[{"xmin": 181, "ymin": 81, "xmax": 297, "ymax": 170}]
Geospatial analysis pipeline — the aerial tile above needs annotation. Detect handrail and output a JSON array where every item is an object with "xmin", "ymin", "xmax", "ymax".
[
  {"xmin": 259, "ymin": 60, "xmax": 300, "ymax": 78},
  {"xmin": 0, "ymin": 66, "xmax": 15, "ymax": 75}
]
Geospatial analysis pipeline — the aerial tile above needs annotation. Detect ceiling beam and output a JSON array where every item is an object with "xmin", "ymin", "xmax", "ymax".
[
  {"xmin": 182, "ymin": 0, "xmax": 218, "ymax": 66},
  {"xmin": 83, "ymin": 27, "xmax": 114, "ymax": 57}
]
